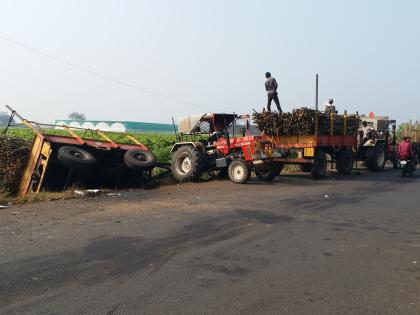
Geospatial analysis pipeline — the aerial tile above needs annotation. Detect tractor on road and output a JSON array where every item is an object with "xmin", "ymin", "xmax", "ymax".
[
  {"xmin": 355, "ymin": 116, "xmax": 398, "ymax": 171},
  {"xmin": 170, "ymin": 113, "xmax": 282, "ymax": 184}
]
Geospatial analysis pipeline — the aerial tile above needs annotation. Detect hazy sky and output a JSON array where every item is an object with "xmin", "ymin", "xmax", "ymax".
[{"xmin": 0, "ymin": 0, "xmax": 419, "ymax": 124}]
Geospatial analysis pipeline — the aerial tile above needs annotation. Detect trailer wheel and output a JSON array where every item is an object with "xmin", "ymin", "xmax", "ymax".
[
  {"xmin": 336, "ymin": 149, "xmax": 353, "ymax": 175},
  {"xmin": 124, "ymin": 149, "xmax": 157, "ymax": 170},
  {"xmin": 255, "ymin": 163, "xmax": 283, "ymax": 182},
  {"xmin": 228, "ymin": 160, "xmax": 251, "ymax": 184},
  {"xmin": 172, "ymin": 146, "xmax": 204, "ymax": 182},
  {"xmin": 57, "ymin": 146, "xmax": 96, "ymax": 169},
  {"xmin": 311, "ymin": 150, "xmax": 327, "ymax": 179},
  {"xmin": 365, "ymin": 144, "xmax": 386, "ymax": 172}
]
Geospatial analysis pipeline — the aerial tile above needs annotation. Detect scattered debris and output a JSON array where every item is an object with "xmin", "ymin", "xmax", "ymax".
[
  {"xmin": 85, "ymin": 189, "xmax": 101, "ymax": 197},
  {"xmin": 106, "ymin": 192, "xmax": 122, "ymax": 197},
  {"xmin": 73, "ymin": 189, "xmax": 102, "ymax": 197}
]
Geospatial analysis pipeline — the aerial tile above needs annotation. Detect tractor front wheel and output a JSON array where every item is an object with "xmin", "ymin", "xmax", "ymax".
[
  {"xmin": 228, "ymin": 160, "xmax": 251, "ymax": 184},
  {"xmin": 365, "ymin": 144, "xmax": 386, "ymax": 172}
]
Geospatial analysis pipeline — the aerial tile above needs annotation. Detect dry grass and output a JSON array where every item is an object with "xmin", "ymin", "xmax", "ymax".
[{"xmin": 0, "ymin": 190, "xmax": 81, "ymax": 206}]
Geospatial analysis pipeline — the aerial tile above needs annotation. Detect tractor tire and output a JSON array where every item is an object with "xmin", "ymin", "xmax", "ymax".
[
  {"xmin": 336, "ymin": 149, "xmax": 353, "ymax": 175},
  {"xmin": 311, "ymin": 150, "xmax": 327, "ymax": 179},
  {"xmin": 228, "ymin": 160, "xmax": 251, "ymax": 184},
  {"xmin": 365, "ymin": 144, "xmax": 386, "ymax": 172},
  {"xmin": 171, "ymin": 146, "xmax": 204, "ymax": 182},
  {"xmin": 255, "ymin": 163, "xmax": 283, "ymax": 182},
  {"xmin": 124, "ymin": 149, "xmax": 157, "ymax": 170},
  {"xmin": 57, "ymin": 146, "xmax": 96, "ymax": 170}
]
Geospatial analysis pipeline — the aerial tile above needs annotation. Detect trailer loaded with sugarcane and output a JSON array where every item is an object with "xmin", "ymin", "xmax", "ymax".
[{"xmin": 252, "ymin": 107, "xmax": 359, "ymax": 179}]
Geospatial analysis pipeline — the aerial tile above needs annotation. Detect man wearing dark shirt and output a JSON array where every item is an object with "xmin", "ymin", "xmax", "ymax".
[{"xmin": 265, "ymin": 72, "xmax": 282, "ymax": 113}]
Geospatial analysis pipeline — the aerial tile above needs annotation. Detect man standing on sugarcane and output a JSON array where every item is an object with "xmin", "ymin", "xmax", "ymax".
[{"xmin": 265, "ymin": 72, "xmax": 282, "ymax": 114}]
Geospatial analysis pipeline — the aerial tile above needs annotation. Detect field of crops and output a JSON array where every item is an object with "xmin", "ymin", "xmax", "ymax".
[{"xmin": 0, "ymin": 128, "xmax": 176, "ymax": 163}]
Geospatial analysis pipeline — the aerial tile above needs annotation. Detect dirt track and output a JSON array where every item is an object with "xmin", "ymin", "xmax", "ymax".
[{"xmin": 1, "ymin": 168, "xmax": 420, "ymax": 314}]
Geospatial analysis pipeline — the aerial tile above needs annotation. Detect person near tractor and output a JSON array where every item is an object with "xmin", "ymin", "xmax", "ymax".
[
  {"xmin": 324, "ymin": 98, "xmax": 337, "ymax": 114},
  {"xmin": 398, "ymin": 137, "xmax": 415, "ymax": 161},
  {"xmin": 265, "ymin": 72, "xmax": 282, "ymax": 113},
  {"xmin": 361, "ymin": 121, "xmax": 373, "ymax": 142}
]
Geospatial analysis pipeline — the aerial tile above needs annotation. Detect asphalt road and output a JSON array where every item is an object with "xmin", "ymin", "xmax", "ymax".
[{"xmin": 1, "ymin": 167, "xmax": 420, "ymax": 314}]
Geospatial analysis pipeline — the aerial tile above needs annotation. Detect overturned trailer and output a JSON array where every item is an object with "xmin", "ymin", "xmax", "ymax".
[{"xmin": 3, "ymin": 106, "xmax": 168, "ymax": 196}]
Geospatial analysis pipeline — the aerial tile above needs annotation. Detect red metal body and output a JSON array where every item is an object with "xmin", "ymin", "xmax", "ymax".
[
  {"xmin": 214, "ymin": 136, "xmax": 260, "ymax": 160},
  {"xmin": 46, "ymin": 135, "xmax": 148, "ymax": 152}
]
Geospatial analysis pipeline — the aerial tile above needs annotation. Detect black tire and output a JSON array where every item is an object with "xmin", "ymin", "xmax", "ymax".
[
  {"xmin": 124, "ymin": 149, "xmax": 157, "ymax": 170},
  {"xmin": 311, "ymin": 150, "xmax": 327, "ymax": 179},
  {"xmin": 57, "ymin": 146, "xmax": 96, "ymax": 169},
  {"xmin": 300, "ymin": 164, "xmax": 313, "ymax": 172},
  {"xmin": 228, "ymin": 160, "xmax": 251, "ymax": 184},
  {"xmin": 365, "ymin": 144, "xmax": 386, "ymax": 172},
  {"xmin": 171, "ymin": 146, "xmax": 205, "ymax": 182},
  {"xmin": 401, "ymin": 166, "xmax": 408, "ymax": 177},
  {"xmin": 255, "ymin": 163, "xmax": 283, "ymax": 182},
  {"xmin": 336, "ymin": 149, "xmax": 353, "ymax": 175},
  {"xmin": 212, "ymin": 168, "xmax": 228, "ymax": 180},
  {"xmin": 393, "ymin": 160, "xmax": 399, "ymax": 170}
]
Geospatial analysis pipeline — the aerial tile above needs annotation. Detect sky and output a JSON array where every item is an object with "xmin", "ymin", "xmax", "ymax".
[{"xmin": 0, "ymin": 0, "xmax": 419, "ymax": 124}]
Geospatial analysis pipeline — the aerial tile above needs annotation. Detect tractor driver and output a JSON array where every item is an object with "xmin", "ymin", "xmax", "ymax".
[
  {"xmin": 207, "ymin": 129, "xmax": 227, "ymax": 145},
  {"xmin": 360, "ymin": 121, "xmax": 373, "ymax": 143}
]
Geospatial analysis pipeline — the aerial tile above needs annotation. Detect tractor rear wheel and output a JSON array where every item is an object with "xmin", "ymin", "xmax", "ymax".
[
  {"xmin": 171, "ymin": 146, "xmax": 204, "ymax": 182},
  {"xmin": 365, "ymin": 144, "xmax": 386, "ymax": 172},
  {"xmin": 336, "ymin": 149, "xmax": 353, "ymax": 175},
  {"xmin": 228, "ymin": 160, "xmax": 251, "ymax": 184},
  {"xmin": 255, "ymin": 163, "xmax": 283, "ymax": 182},
  {"xmin": 311, "ymin": 150, "xmax": 327, "ymax": 179}
]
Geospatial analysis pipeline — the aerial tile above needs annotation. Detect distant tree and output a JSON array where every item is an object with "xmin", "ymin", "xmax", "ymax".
[
  {"xmin": 68, "ymin": 112, "xmax": 86, "ymax": 121},
  {"xmin": 0, "ymin": 111, "xmax": 14, "ymax": 127}
]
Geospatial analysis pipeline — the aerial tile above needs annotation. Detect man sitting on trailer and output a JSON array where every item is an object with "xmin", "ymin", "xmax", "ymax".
[
  {"xmin": 265, "ymin": 72, "xmax": 282, "ymax": 114},
  {"xmin": 324, "ymin": 98, "xmax": 337, "ymax": 114}
]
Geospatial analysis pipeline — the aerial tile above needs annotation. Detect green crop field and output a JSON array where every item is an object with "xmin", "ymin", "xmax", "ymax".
[{"xmin": 0, "ymin": 127, "xmax": 176, "ymax": 163}]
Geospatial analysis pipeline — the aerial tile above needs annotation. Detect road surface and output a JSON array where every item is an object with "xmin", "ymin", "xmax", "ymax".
[{"xmin": 1, "ymin": 168, "xmax": 420, "ymax": 314}]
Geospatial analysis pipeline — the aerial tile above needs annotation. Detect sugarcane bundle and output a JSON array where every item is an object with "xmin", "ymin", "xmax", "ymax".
[
  {"xmin": 0, "ymin": 136, "xmax": 31, "ymax": 195},
  {"xmin": 253, "ymin": 108, "xmax": 359, "ymax": 136}
]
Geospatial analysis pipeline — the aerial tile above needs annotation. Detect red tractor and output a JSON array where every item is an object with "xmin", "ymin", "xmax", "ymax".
[{"xmin": 171, "ymin": 113, "xmax": 281, "ymax": 184}]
